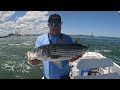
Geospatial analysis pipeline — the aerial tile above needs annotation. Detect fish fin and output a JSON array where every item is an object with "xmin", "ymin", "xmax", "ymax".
[
  {"xmin": 74, "ymin": 38, "xmax": 80, "ymax": 44},
  {"xmin": 52, "ymin": 61, "xmax": 62, "ymax": 69}
]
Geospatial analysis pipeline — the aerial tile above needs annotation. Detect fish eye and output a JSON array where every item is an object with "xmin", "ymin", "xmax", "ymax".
[{"xmin": 32, "ymin": 49, "xmax": 37, "ymax": 53}]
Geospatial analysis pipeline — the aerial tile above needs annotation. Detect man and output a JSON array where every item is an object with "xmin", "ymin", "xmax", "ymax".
[{"xmin": 28, "ymin": 14, "xmax": 81, "ymax": 79}]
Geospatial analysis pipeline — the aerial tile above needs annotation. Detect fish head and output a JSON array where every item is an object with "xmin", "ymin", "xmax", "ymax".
[
  {"xmin": 27, "ymin": 46, "xmax": 50, "ymax": 61},
  {"xmin": 27, "ymin": 48, "xmax": 38, "ymax": 60},
  {"xmin": 36, "ymin": 46, "xmax": 50, "ymax": 60}
]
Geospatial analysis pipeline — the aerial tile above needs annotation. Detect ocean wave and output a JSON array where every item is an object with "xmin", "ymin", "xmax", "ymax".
[
  {"xmin": 93, "ymin": 50, "xmax": 100, "ymax": 52},
  {"xmin": 102, "ymin": 49, "xmax": 112, "ymax": 53},
  {"xmin": 0, "ymin": 46, "xmax": 6, "ymax": 50},
  {"xmin": 8, "ymin": 44, "xmax": 21, "ymax": 46},
  {"xmin": 93, "ymin": 49, "xmax": 112, "ymax": 53},
  {"xmin": 8, "ymin": 41, "xmax": 33, "ymax": 46},
  {"xmin": 1, "ymin": 61, "xmax": 31, "ymax": 74},
  {"xmin": 22, "ymin": 42, "xmax": 33, "ymax": 46}
]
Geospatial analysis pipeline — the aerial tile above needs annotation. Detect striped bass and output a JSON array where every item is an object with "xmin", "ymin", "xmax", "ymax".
[{"xmin": 27, "ymin": 43, "xmax": 88, "ymax": 62}]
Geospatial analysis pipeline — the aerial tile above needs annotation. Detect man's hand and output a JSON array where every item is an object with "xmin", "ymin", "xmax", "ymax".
[{"xmin": 69, "ymin": 54, "xmax": 82, "ymax": 62}]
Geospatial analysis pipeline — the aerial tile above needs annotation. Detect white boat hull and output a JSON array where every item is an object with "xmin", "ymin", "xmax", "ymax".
[{"xmin": 69, "ymin": 52, "xmax": 120, "ymax": 79}]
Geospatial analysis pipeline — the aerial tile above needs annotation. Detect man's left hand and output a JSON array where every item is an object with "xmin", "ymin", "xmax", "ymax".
[{"xmin": 69, "ymin": 54, "xmax": 82, "ymax": 62}]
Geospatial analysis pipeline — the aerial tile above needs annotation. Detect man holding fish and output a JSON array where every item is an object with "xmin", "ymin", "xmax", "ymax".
[{"xmin": 27, "ymin": 14, "xmax": 87, "ymax": 79}]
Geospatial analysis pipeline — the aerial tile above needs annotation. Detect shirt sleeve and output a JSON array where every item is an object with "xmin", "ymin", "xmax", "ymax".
[
  {"xmin": 35, "ymin": 37, "xmax": 42, "ymax": 48},
  {"xmin": 65, "ymin": 35, "xmax": 73, "ymax": 44},
  {"xmin": 68, "ymin": 36, "xmax": 73, "ymax": 44}
]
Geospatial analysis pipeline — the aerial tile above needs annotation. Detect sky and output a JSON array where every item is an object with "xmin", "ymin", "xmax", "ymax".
[{"xmin": 0, "ymin": 11, "xmax": 120, "ymax": 37}]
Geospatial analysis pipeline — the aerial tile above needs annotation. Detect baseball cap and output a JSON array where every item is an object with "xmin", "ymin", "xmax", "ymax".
[{"xmin": 48, "ymin": 14, "xmax": 61, "ymax": 23}]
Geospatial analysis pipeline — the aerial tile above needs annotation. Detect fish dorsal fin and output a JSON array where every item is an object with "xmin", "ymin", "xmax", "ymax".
[{"xmin": 74, "ymin": 38, "xmax": 80, "ymax": 44}]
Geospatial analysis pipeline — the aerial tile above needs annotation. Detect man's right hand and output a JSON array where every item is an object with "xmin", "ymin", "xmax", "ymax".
[{"xmin": 69, "ymin": 54, "xmax": 82, "ymax": 62}]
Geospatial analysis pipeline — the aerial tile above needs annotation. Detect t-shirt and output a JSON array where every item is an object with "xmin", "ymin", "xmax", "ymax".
[{"xmin": 35, "ymin": 33, "xmax": 73, "ymax": 79}]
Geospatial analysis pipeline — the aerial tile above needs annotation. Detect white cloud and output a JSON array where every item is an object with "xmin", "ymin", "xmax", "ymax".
[
  {"xmin": 15, "ymin": 11, "xmax": 49, "ymax": 35},
  {"xmin": 0, "ymin": 11, "xmax": 15, "ymax": 22},
  {"xmin": 0, "ymin": 11, "xmax": 49, "ymax": 36},
  {"xmin": 16, "ymin": 11, "xmax": 49, "ymax": 24}
]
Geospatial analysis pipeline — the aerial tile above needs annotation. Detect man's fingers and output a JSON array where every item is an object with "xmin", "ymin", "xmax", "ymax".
[{"xmin": 70, "ymin": 56, "xmax": 77, "ymax": 62}]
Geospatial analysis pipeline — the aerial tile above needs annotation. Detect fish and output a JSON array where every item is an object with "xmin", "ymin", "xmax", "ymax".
[
  {"xmin": 27, "ymin": 43, "xmax": 88, "ymax": 61},
  {"xmin": 27, "ymin": 38, "xmax": 89, "ymax": 68}
]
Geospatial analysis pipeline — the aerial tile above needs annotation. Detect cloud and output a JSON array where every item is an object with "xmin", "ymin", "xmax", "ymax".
[
  {"xmin": 0, "ymin": 11, "xmax": 49, "ymax": 36},
  {"xmin": 0, "ymin": 11, "xmax": 15, "ymax": 23},
  {"xmin": 15, "ymin": 11, "xmax": 49, "ymax": 34},
  {"xmin": 16, "ymin": 11, "xmax": 48, "ymax": 24}
]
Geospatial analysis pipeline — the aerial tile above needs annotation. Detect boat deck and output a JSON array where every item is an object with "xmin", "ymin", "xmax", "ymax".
[{"xmin": 69, "ymin": 52, "xmax": 120, "ymax": 79}]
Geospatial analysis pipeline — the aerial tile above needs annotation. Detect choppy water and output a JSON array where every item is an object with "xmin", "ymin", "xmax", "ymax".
[{"xmin": 0, "ymin": 35, "xmax": 120, "ymax": 79}]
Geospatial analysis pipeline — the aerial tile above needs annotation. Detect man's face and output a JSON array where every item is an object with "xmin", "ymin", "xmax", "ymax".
[{"xmin": 48, "ymin": 21, "xmax": 62, "ymax": 35}]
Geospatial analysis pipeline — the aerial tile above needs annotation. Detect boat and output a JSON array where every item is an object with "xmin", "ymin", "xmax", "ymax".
[
  {"xmin": 42, "ymin": 51, "xmax": 120, "ymax": 79},
  {"xmin": 69, "ymin": 52, "xmax": 120, "ymax": 79}
]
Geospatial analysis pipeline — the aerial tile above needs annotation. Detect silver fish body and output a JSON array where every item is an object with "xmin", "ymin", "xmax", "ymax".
[{"xmin": 27, "ymin": 43, "xmax": 88, "ymax": 62}]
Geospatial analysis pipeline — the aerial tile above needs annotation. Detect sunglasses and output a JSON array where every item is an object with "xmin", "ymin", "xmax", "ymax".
[{"xmin": 50, "ymin": 20, "xmax": 63, "ymax": 27}]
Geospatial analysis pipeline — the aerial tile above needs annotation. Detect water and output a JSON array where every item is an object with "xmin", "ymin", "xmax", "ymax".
[
  {"xmin": 0, "ymin": 35, "xmax": 120, "ymax": 79},
  {"xmin": 0, "ymin": 36, "xmax": 43, "ymax": 79}
]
